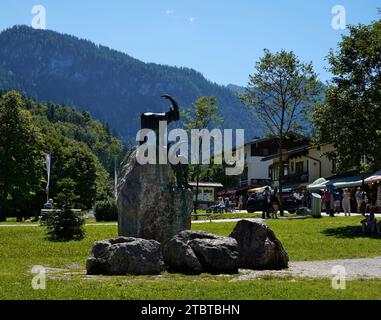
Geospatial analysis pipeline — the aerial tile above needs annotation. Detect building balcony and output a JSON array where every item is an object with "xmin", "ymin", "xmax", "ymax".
[{"xmin": 282, "ymin": 172, "xmax": 309, "ymax": 184}]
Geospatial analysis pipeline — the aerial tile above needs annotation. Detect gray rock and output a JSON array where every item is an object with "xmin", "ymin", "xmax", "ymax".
[
  {"xmin": 229, "ymin": 220, "xmax": 289, "ymax": 270},
  {"xmin": 117, "ymin": 147, "xmax": 193, "ymax": 243},
  {"xmin": 163, "ymin": 230, "xmax": 239, "ymax": 274},
  {"xmin": 163, "ymin": 236, "xmax": 203, "ymax": 274},
  {"xmin": 86, "ymin": 237, "xmax": 164, "ymax": 275}
]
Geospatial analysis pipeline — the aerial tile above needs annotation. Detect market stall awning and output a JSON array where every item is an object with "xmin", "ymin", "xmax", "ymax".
[
  {"xmin": 282, "ymin": 183, "xmax": 307, "ymax": 192},
  {"xmin": 307, "ymin": 178, "xmax": 329, "ymax": 191},
  {"xmin": 248, "ymin": 186, "xmax": 270, "ymax": 193},
  {"xmin": 365, "ymin": 169, "xmax": 381, "ymax": 184},
  {"xmin": 328, "ymin": 175, "xmax": 371, "ymax": 188}
]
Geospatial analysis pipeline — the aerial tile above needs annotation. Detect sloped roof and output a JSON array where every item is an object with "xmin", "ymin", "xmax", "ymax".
[{"xmin": 261, "ymin": 145, "xmax": 310, "ymax": 161}]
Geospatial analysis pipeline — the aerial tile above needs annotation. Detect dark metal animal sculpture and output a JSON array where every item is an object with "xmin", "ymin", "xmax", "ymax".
[
  {"xmin": 140, "ymin": 95, "xmax": 188, "ymax": 188},
  {"xmin": 141, "ymin": 95, "xmax": 180, "ymax": 131}
]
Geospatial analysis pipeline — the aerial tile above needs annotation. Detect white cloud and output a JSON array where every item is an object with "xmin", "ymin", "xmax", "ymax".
[
  {"xmin": 190, "ymin": 17, "xmax": 196, "ymax": 23},
  {"xmin": 166, "ymin": 9, "xmax": 174, "ymax": 15}
]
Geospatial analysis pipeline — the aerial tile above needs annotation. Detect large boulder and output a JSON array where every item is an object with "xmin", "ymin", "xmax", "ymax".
[
  {"xmin": 86, "ymin": 237, "xmax": 164, "ymax": 275},
  {"xmin": 230, "ymin": 220, "xmax": 289, "ymax": 270},
  {"xmin": 163, "ymin": 231, "xmax": 239, "ymax": 274},
  {"xmin": 117, "ymin": 147, "xmax": 193, "ymax": 243}
]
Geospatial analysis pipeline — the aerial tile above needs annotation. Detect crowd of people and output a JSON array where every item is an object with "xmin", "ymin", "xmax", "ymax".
[
  {"xmin": 214, "ymin": 183, "xmax": 381, "ymax": 235},
  {"xmin": 320, "ymin": 184, "xmax": 381, "ymax": 217}
]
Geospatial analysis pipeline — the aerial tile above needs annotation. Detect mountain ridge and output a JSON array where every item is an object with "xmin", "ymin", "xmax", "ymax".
[{"xmin": 0, "ymin": 25, "xmax": 263, "ymax": 145}]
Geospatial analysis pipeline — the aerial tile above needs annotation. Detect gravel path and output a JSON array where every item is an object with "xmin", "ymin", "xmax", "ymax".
[
  {"xmin": 39, "ymin": 257, "xmax": 381, "ymax": 282},
  {"xmin": 234, "ymin": 256, "xmax": 381, "ymax": 281}
]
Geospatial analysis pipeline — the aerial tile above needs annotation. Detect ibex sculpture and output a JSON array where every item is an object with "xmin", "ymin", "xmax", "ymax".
[{"xmin": 141, "ymin": 95, "xmax": 180, "ymax": 131}]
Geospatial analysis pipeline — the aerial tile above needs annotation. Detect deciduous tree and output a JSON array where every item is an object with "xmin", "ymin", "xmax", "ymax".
[
  {"xmin": 240, "ymin": 50, "xmax": 321, "ymax": 215},
  {"xmin": 314, "ymin": 16, "xmax": 381, "ymax": 173},
  {"xmin": 183, "ymin": 96, "xmax": 223, "ymax": 213},
  {"xmin": 0, "ymin": 91, "xmax": 44, "ymax": 213}
]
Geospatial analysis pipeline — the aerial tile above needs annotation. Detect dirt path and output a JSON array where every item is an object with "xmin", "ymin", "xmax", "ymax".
[
  {"xmin": 234, "ymin": 256, "xmax": 381, "ymax": 281},
  {"xmin": 39, "ymin": 256, "xmax": 381, "ymax": 282}
]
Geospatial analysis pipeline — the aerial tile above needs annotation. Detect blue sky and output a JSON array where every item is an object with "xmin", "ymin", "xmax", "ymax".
[{"xmin": 0, "ymin": 0, "xmax": 379, "ymax": 86}]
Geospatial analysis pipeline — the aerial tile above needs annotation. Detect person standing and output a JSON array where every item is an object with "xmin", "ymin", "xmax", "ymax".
[
  {"xmin": 322, "ymin": 188, "xmax": 331, "ymax": 215},
  {"xmin": 243, "ymin": 194, "xmax": 248, "ymax": 211},
  {"xmin": 301, "ymin": 190, "xmax": 307, "ymax": 208},
  {"xmin": 224, "ymin": 197, "xmax": 231, "ymax": 212},
  {"xmin": 262, "ymin": 187, "xmax": 271, "ymax": 219},
  {"xmin": 271, "ymin": 188, "xmax": 280, "ymax": 219},
  {"xmin": 238, "ymin": 194, "xmax": 244, "ymax": 210},
  {"xmin": 328, "ymin": 186, "xmax": 335, "ymax": 217},
  {"xmin": 377, "ymin": 184, "xmax": 381, "ymax": 208},
  {"xmin": 369, "ymin": 188, "xmax": 377, "ymax": 206},
  {"xmin": 333, "ymin": 190, "xmax": 341, "ymax": 215},
  {"xmin": 342, "ymin": 189, "xmax": 351, "ymax": 216},
  {"xmin": 355, "ymin": 187, "xmax": 365, "ymax": 213}
]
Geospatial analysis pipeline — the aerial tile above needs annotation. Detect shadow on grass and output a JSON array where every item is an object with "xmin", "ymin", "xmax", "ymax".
[{"xmin": 322, "ymin": 226, "xmax": 381, "ymax": 239}]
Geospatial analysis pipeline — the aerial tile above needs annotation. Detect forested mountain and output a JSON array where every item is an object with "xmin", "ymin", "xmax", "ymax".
[
  {"xmin": 0, "ymin": 25, "xmax": 263, "ymax": 145},
  {"xmin": 227, "ymin": 84, "xmax": 246, "ymax": 95},
  {"xmin": 27, "ymin": 100, "xmax": 125, "ymax": 175}
]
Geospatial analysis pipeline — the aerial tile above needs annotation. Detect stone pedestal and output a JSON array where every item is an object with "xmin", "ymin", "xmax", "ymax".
[{"xmin": 117, "ymin": 147, "xmax": 193, "ymax": 244}]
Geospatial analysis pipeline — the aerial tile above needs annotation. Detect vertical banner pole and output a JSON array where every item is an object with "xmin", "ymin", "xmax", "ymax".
[
  {"xmin": 45, "ymin": 154, "xmax": 51, "ymax": 202},
  {"xmin": 114, "ymin": 158, "xmax": 118, "ymax": 200}
]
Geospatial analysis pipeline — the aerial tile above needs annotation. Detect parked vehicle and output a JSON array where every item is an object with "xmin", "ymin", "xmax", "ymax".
[
  {"xmin": 246, "ymin": 190, "xmax": 300, "ymax": 214},
  {"xmin": 206, "ymin": 202, "xmax": 233, "ymax": 214},
  {"xmin": 206, "ymin": 203, "xmax": 225, "ymax": 214}
]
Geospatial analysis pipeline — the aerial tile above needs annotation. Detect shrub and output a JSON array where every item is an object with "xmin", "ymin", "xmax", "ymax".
[
  {"xmin": 94, "ymin": 199, "xmax": 118, "ymax": 222},
  {"xmin": 46, "ymin": 206, "xmax": 85, "ymax": 241}
]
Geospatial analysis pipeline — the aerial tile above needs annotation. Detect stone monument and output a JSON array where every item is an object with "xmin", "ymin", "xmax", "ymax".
[{"xmin": 117, "ymin": 95, "xmax": 193, "ymax": 244}]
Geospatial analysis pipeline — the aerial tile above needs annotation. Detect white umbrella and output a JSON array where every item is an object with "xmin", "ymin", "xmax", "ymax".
[
  {"xmin": 307, "ymin": 178, "xmax": 329, "ymax": 191},
  {"xmin": 365, "ymin": 169, "xmax": 381, "ymax": 184}
]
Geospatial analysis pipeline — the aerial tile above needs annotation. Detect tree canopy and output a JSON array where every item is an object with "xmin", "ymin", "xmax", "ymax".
[
  {"xmin": 314, "ymin": 16, "xmax": 381, "ymax": 172},
  {"xmin": 240, "ymin": 49, "xmax": 321, "ymax": 214},
  {"xmin": 0, "ymin": 91, "xmax": 44, "ymax": 213},
  {"xmin": 0, "ymin": 91, "xmax": 125, "ymax": 215},
  {"xmin": 240, "ymin": 49, "xmax": 321, "ymax": 138}
]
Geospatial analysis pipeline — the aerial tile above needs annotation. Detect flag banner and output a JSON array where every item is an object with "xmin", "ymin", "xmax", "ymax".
[
  {"xmin": 45, "ymin": 154, "xmax": 51, "ymax": 192},
  {"xmin": 114, "ymin": 166, "xmax": 118, "ymax": 200}
]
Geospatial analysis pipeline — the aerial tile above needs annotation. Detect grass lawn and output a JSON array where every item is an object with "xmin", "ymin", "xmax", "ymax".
[{"xmin": 1, "ymin": 217, "xmax": 380, "ymax": 300}]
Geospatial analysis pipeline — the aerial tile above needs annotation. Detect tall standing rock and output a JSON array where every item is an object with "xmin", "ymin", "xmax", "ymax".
[{"xmin": 117, "ymin": 147, "xmax": 193, "ymax": 244}]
